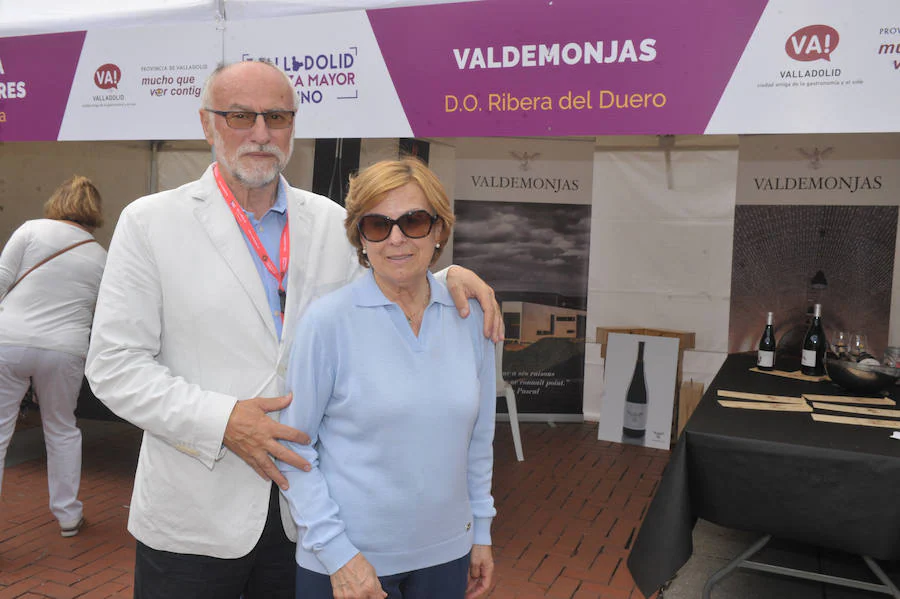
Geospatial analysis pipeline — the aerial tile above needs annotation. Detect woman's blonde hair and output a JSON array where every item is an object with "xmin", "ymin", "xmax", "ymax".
[
  {"xmin": 43, "ymin": 175, "xmax": 104, "ymax": 229},
  {"xmin": 344, "ymin": 157, "xmax": 455, "ymax": 268}
]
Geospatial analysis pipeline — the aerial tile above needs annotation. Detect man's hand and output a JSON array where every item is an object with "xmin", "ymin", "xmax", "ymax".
[
  {"xmin": 330, "ymin": 553, "xmax": 387, "ymax": 599},
  {"xmin": 466, "ymin": 544, "xmax": 494, "ymax": 598},
  {"xmin": 446, "ymin": 265, "xmax": 504, "ymax": 343},
  {"xmin": 223, "ymin": 393, "xmax": 311, "ymax": 490}
]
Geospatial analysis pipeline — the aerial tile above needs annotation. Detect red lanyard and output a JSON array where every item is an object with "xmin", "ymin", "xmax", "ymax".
[{"xmin": 213, "ymin": 163, "xmax": 289, "ymax": 319}]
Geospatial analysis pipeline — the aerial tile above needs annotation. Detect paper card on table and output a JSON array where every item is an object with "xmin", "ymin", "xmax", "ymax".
[
  {"xmin": 802, "ymin": 394, "xmax": 896, "ymax": 406},
  {"xmin": 810, "ymin": 402, "xmax": 900, "ymax": 419},
  {"xmin": 891, "ymin": 431, "xmax": 900, "ymax": 440},
  {"xmin": 717, "ymin": 389, "xmax": 806, "ymax": 404},
  {"xmin": 749, "ymin": 367, "xmax": 828, "ymax": 382},
  {"xmin": 812, "ymin": 413, "xmax": 900, "ymax": 429},
  {"xmin": 718, "ymin": 399, "xmax": 812, "ymax": 412}
]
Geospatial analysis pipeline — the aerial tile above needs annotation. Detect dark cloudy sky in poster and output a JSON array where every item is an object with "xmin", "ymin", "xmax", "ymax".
[{"xmin": 452, "ymin": 200, "xmax": 591, "ymax": 300}]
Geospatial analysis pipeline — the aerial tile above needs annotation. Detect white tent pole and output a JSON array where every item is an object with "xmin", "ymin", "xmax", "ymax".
[{"xmin": 216, "ymin": 0, "xmax": 226, "ymax": 63}]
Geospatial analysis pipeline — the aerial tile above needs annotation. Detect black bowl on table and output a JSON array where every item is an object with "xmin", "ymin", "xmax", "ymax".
[{"xmin": 825, "ymin": 357, "xmax": 900, "ymax": 394}]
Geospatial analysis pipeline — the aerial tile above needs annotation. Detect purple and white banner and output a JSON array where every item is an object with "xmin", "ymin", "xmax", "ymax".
[
  {"xmin": 1, "ymin": 0, "xmax": 899, "ymax": 141},
  {"xmin": 367, "ymin": 0, "xmax": 765, "ymax": 137},
  {"xmin": 0, "ymin": 31, "xmax": 85, "ymax": 141}
]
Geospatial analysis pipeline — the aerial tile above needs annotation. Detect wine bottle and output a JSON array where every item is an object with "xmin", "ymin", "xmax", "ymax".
[
  {"xmin": 622, "ymin": 341, "xmax": 648, "ymax": 443},
  {"xmin": 757, "ymin": 312, "xmax": 776, "ymax": 371},
  {"xmin": 801, "ymin": 303, "xmax": 826, "ymax": 376}
]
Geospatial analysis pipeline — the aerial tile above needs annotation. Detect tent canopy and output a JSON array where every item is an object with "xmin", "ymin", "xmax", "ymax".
[{"xmin": 0, "ymin": 0, "xmax": 469, "ymax": 36}]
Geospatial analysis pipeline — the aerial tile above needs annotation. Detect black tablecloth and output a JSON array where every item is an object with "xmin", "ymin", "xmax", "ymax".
[{"xmin": 627, "ymin": 353, "xmax": 900, "ymax": 596}]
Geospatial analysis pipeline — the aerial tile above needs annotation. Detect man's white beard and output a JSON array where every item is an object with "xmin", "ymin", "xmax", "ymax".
[{"xmin": 215, "ymin": 132, "xmax": 294, "ymax": 189}]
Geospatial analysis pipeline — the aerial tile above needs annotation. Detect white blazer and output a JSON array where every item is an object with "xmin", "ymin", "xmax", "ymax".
[{"xmin": 85, "ymin": 165, "xmax": 362, "ymax": 558}]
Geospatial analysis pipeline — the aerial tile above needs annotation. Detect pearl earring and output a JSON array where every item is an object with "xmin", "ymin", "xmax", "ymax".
[
  {"xmin": 362, "ymin": 247, "xmax": 367, "ymax": 255},
  {"xmin": 435, "ymin": 243, "xmax": 441, "ymax": 249}
]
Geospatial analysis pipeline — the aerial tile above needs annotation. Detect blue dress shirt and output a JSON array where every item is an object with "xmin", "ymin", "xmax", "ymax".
[{"xmin": 234, "ymin": 178, "xmax": 289, "ymax": 339}]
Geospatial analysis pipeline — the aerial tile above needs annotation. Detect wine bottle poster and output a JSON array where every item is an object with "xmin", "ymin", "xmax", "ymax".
[{"xmin": 598, "ymin": 333, "xmax": 679, "ymax": 450}]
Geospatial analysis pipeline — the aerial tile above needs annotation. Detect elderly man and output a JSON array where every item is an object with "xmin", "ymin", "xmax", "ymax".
[{"xmin": 85, "ymin": 60, "xmax": 501, "ymax": 599}]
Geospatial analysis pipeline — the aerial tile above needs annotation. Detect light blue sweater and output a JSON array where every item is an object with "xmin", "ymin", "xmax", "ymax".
[{"xmin": 279, "ymin": 270, "xmax": 496, "ymax": 576}]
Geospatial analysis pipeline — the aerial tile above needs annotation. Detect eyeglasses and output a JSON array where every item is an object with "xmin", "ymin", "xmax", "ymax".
[
  {"xmin": 358, "ymin": 210, "xmax": 438, "ymax": 242},
  {"xmin": 204, "ymin": 109, "xmax": 296, "ymax": 130}
]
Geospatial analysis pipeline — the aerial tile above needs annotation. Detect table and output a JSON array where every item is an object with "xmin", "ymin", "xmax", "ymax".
[{"xmin": 627, "ymin": 353, "xmax": 900, "ymax": 597}]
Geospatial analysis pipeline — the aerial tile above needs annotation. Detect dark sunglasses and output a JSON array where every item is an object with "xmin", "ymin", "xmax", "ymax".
[
  {"xmin": 204, "ymin": 109, "xmax": 296, "ymax": 130},
  {"xmin": 358, "ymin": 210, "xmax": 438, "ymax": 242}
]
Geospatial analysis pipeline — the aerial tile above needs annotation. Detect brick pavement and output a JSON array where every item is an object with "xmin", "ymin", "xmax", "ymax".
[{"xmin": 1, "ymin": 420, "xmax": 665, "ymax": 599}]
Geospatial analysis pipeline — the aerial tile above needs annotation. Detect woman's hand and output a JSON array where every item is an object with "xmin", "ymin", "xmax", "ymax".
[
  {"xmin": 445, "ymin": 266, "xmax": 504, "ymax": 343},
  {"xmin": 330, "ymin": 553, "xmax": 387, "ymax": 599},
  {"xmin": 465, "ymin": 544, "xmax": 494, "ymax": 598}
]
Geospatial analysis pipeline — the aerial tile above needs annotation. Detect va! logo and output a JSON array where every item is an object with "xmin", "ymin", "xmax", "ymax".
[
  {"xmin": 94, "ymin": 64, "xmax": 122, "ymax": 89},
  {"xmin": 785, "ymin": 25, "xmax": 839, "ymax": 62}
]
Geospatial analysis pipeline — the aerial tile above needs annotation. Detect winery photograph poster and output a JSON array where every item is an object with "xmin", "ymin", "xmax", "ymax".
[
  {"xmin": 452, "ymin": 199, "xmax": 591, "ymax": 416},
  {"xmin": 728, "ymin": 205, "xmax": 897, "ymax": 359}
]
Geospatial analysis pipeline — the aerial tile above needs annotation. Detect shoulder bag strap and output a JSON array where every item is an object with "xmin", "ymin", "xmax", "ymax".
[{"xmin": 2, "ymin": 238, "xmax": 98, "ymax": 298}]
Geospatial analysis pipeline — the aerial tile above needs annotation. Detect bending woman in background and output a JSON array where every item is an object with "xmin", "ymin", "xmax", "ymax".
[
  {"xmin": 0, "ymin": 175, "xmax": 107, "ymax": 537},
  {"xmin": 279, "ymin": 158, "xmax": 496, "ymax": 599}
]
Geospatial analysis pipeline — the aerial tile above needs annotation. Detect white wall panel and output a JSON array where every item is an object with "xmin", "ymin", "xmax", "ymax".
[
  {"xmin": 590, "ymin": 221, "xmax": 731, "ymax": 295},
  {"xmin": 587, "ymin": 148, "xmax": 737, "ymax": 347},
  {"xmin": 585, "ymin": 147, "xmax": 736, "ymax": 421},
  {"xmin": 593, "ymin": 150, "xmax": 738, "ymax": 222}
]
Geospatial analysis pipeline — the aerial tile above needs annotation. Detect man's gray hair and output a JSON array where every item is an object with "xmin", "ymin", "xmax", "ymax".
[{"xmin": 199, "ymin": 60, "xmax": 300, "ymax": 126}]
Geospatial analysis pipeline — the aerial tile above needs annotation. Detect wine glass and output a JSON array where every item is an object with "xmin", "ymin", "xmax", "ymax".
[
  {"xmin": 832, "ymin": 331, "xmax": 849, "ymax": 358},
  {"xmin": 850, "ymin": 332, "xmax": 869, "ymax": 360}
]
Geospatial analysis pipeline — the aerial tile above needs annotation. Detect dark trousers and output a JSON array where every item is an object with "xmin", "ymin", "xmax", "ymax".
[
  {"xmin": 295, "ymin": 553, "xmax": 470, "ymax": 599},
  {"xmin": 134, "ymin": 483, "xmax": 295, "ymax": 599}
]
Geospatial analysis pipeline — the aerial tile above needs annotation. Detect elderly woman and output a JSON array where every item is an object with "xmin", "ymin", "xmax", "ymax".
[
  {"xmin": 279, "ymin": 158, "xmax": 496, "ymax": 599},
  {"xmin": 0, "ymin": 175, "xmax": 107, "ymax": 537}
]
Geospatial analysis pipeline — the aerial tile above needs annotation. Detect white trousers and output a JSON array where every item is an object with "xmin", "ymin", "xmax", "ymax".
[{"xmin": 0, "ymin": 345, "xmax": 85, "ymax": 527}]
